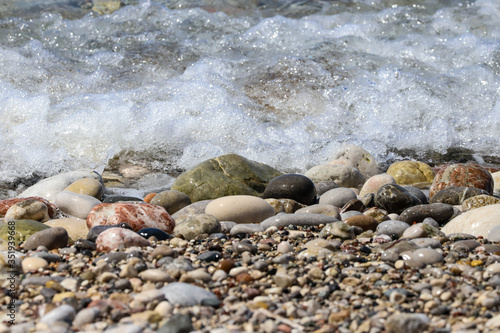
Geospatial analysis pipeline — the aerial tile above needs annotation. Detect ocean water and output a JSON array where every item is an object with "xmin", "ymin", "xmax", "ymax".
[{"xmin": 1, "ymin": 0, "xmax": 499, "ymax": 192}]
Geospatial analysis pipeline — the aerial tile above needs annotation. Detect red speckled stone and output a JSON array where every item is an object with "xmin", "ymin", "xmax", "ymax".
[
  {"xmin": 95, "ymin": 227, "xmax": 151, "ymax": 252},
  {"xmin": 0, "ymin": 197, "xmax": 58, "ymax": 218},
  {"xmin": 87, "ymin": 203, "xmax": 175, "ymax": 233},
  {"xmin": 429, "ymin": 163, "xmax": 494, "ymax": 198}
]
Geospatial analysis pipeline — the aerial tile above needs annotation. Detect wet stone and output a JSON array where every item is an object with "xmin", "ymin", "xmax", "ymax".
[
  {"xmin": 233, "ymin": 240, "xmax": 258, "ymax": 254},
  {"xmin": 261, "ymin": 213, "xmax": 338, "ymax": 230},
  {"xmin": 399, "ymin": 203, "xmax": 454, "ymax": 225},
  {"xmin": 137, "ymin": 227, "xmax": 171, "ymax": 241},
  {"xmin": 319, "ymin": 222, "xmax": 355, "ymax": 240},
  {"xmin": 87, "ymin": 223, "xmax": 133, "ymax": 242},
  {"xmin": 318, "ymin": 187, "xmax": 357, "ymax": 208},
  {"xmin": 173, "ymin": 214, "xmax": 221, "ymax": 240},
  {"xmin": 197, "ymin": 251, "xmax": 222, "ymax": 262},
  {"xmin": 376, "ymin": 220, "xmax": 410, "ymax": 238},
  {"xmin": 462, "ymin": 194, "xmax": 500, "ymax": 211},
  {"xmin": 430, "ymin": 163, "xmax": 494, "ymax": 198},
  {"xmin": 429, "ymin": 186, "xmax": 489, "ymax": 205},
  {"xmin": 374, "ymin": 184, "xmax": 422, "ymax": 214},
  {"xmin": 262, "ymin": 173, "xmax": 317, "ymax": 205}
]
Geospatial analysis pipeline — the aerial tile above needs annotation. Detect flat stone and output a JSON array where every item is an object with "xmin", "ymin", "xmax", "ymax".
[
  {"xmin": 174, "ymin": 214, "xmax": 221, "ymax": 240},
  {"xmin": 55, "ymin": 191, "xmax": 101, "ymax": 219},
  {"xmin": 171, "ymin": 154, "xmax": 283, "ymax": 202},
  {"xmin": 430, "ymin": 163, "xmax": 494, "ymax": 198},
  {"xmin": 95, "ymin": 227, "xmax": 151, "ymax": 252},
  {"xmin": 139, "ymin": 269, "xmax": 173, "ymax": 283},
  {"xmin": 305, "ymin": 164, "xmax": 365, "ymax": 189},
  {"xmin": 262, "ymin": 173, "xmax": 317, "ymax": 205},
  {"xmin": 442, "ymin": 204, "xmax": 500, "ymax": 237},
  {"xmin": 344, "ymin": 215, "xmax": 378, "ymax": 231},
  {"xmin": 64, "ymin": 177, "xmax": 104, "ymax": 200},
  {"xmin": 87, "ymin": 202, "xmax": 175, "ymax": 233},
  {"xmin": 18, "ymin": 170, "xmax": 102, "ymax": 202},
  {"xmin": 150, "ymin": 190, "xmax": 192, "ymax": 215},
  {"xmin": 23, "ymin": 227, "xmax": 69, "ymax": 251},
  {"xmin": 205, "ymin": 195, "xmax": 275, "ymax": 224},
  {"xmin": 399, "ymin": 203, "xmax": 455, "ymax": 225},
  {"xmin": 230, "ymin": 224, "xmax": 263, "ymax": 235},
  {"xmin": 295, "ymin": 204, "xmax": 341, "ymax": 219},
  {"xmin": 161, "ymin": 282, "xmax": 220, "ymax": 307},
  {"xmin": 319, "ymin": 187, "xmax": 357, "ymax": 208},
  {"xmin": 261, "ymin": 213, "xmax": 338, "ymax": 230},
  {"xmin": 386, "ymin": 161, "xmax": 435, "ymax": 186}
]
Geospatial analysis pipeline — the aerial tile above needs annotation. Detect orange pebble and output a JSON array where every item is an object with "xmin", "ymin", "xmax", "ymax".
[{"xmin": 144, "ymin": 193, "xmax": 157, "ymax": 203}]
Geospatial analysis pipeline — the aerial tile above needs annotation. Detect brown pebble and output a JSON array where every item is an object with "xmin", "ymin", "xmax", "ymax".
[
  {"xmin": 235, "ymin": 272, "xmax": 254, "ymax": 283},
  {"xmin": 217, "ymin": 259, "xmax": 235, "ymax": 273}
]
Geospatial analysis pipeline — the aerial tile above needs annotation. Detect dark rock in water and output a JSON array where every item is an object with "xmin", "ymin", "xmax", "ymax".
[
  {"xmin": 171, "ymin": 153, "xmax": 283, "ymax": 202},
  {"xmin": 315, "ymin": 181, "xmax": 339, "ymax": 196},
  {"xmin": 263, "ymin": 173, "xmax": 317, "ymax": 205},
  {"xmin": 87, "ymin": 223, "xmax": 133, "ymax": 242},
  {"xmin": 102, "ymin": 196, "xmax": 144, "ymax": 203},
  {"xmin": 157, "ymin": 313, "xmax": 193, "ymax": 333},
  {"xmin": 399, "ymin": 203, "xmax": 455, "ymax": 225},
  {"xmin": 429, "ymin": 186, "xmax": 488, "ymax": 205},
  {"xmin": 430, "ymin": 163, "xmax": 494, "ymax": 198},
  {"xmin": 374, "ymin": 184, "xmax": 422, "ymax": 214},
  {"xmin": 137, "ymin": 227, "xmax": 172, "ymax": 241},
  {"xmin": 23, "ymin": 227, "xmax": 69, "ymax": 251}
]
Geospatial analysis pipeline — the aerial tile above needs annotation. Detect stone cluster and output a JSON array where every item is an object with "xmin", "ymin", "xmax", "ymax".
[{"xmin": 1, "ymin": 149, "xmax": 500, "ymax": 333}]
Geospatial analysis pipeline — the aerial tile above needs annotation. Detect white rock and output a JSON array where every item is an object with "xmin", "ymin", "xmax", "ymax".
[
  {"xmin": 55, "ymin": 191, "xmax": 101, "ymax": 219},
  {"xmin": 442, "ymin": 204, "xmax": 500, "ymax": 237}
]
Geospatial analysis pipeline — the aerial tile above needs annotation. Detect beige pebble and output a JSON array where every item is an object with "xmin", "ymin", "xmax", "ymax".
[
  {"xmin": 22, "ymin": 257, "xmax": 48, "ymax": 273},
  {"xmin": 64, "ymin": 177, "xmax": 104, "ymax": 199},
  {"xmin": 205, "ymin": 195, "xmax": 275, "ymax": 224}
]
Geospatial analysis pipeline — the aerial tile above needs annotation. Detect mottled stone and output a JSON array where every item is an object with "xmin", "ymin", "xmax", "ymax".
[
  {"xmin": 430, "ymin": 163, "xmax": 494, "ymax": 198},
  {"xmin": 344, "ymin": 215, "xmax": 378, "ymax": 231},
  {"xmin": 294, "ymin": 207, "xmax": 340, "ymax": 224},
  {"xmin": 462, "ymin": 194, "xmax": 500, "ymax": 211},
  {"xmin": 340, "ymin": 199, "xmax": 366, "ymax": 214},
  {"xmin": 442, "ymin": 204, "xmax": 500, "ymax": 237},
  {"xmin": 305, "ymin": 164, "xmax": 365, "ymax": 189},
  {"xmin": 205, "ymin": 195, "xmax": 274, "ymax": 224},
  {"xmin": 4, "ymin": 199, "xmax": 50, "ymax": 222},
  {"xmin": 363, "ymin": 207, "xmax": 390, "ymax": 223},
  {"xmin": 18, "ymin": 170, "xmax": 102, "ymax": 202},
  {"xmin": 0, "ymin": 197, "xmax": 58, "ymax": 218},
  {"xmin": 386, "ymin": 161, "xmax": 435, "ymax": 186},
  {"xmin": 171, "ymin": 154, "xmax": 283, "ymax": 202},
  {"xmin": 262, "ymin": 173, "xmax": 317, "ymax": 205},
  {"xmin": 150, "ymin": 190, "xmax": 192, "ymax": 215},
  {"xmin": 330, "ymin": 144, "xmax": 381, "ymax": 178},
  {"xmin": 95, "ymin": 227, "xmax": 151, "ymax": 252},
  {"xmin": 359, "ymin": 174, "xmax": 396, "ymax": 197},
  {"xmin": 87, "ymin": 203, "xmax": 175, "ymax": 233},
  {"xmin": 0, "ymin": 220, "xmax": 51, "ymax": 246},
  {"xmin": 261, "ymin": 213, "xmax": 338, "ymax": 230},
  {"xmin": 376, "ymin": 220, "xmax": 410, "ymax": 238},
  {"xmin": 87, "ymin": 223, "xmax": 133, "ymax": 242},
  {"xmin": 319, "ymin": 222, "xmax": 355, "ymax": 239},
  {"xmin": 45, "ymin": 218, "xmax": 89, "ymax": 241},
  {"xmin": 402, "ymin": 223, "xmax": 445, "ymax": 239},
  {"xmin": 55, "ymin": 191, "xmax": 101, "ymax": 219},
  {"xmin": 161, "ymin": 282, "xmax": 220, "ymax": 307},
  {"xmin": 375, "ymin": 184, "xmax": 422, "ymax": 214},
  {"xmin": 172, "ymin": 200, "xmax": 211, "ymax": 224},
  {"xmin": 173, "ymin": 214, "xmax": 221, "ymax": 240},
  {"xmin": 23, "ymin": 227, "xmax": 69, "ymax": 251},
  {"xmin": 64, "ymin": 177, "xmax": 104, "ymax": 200},
  {"xmin": 264, "ymin": 198, "xmax": 306, "ymax": 214},
  {"xmin": 319, "ymin": 187, "xmax": 357, "ymax": 208},
  {"xmin": 399, "ymin": 203, "xmax": 455, "ymax": 225},
  {"xmin": 430, "ymin": 186, "xmax": 489, "ymax": 205}
]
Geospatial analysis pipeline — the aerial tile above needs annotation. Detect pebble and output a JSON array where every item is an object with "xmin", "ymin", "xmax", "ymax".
[
  {"xmin": 399, "ymin": 203, "xmax": 454, "ymax": 225},
  {"xmin": 488, "ymin": 225, "xmax": 500, "ymax": 242},
  {"xmin": 319, "ymin": 222, "xmax": 355, "ymax": 239},
  {"xmin": 305, "ymin": 164, "xmax": 365, "ymax": 188},
  {"xmin": 87, "ymin": 202, "xmax": 175, "ymax": 233},
  {"xmin": 331, "ymin": 144, "xmax": 381, "ymax": 178},
  {"xmin": 173, "ymin": 213, "xmax": 221, "ymax": 240},
  {"xmin": 161, "ymin": 282, "xmax": 220, "ymax": 307},
  {"xmin": 385, "ymin": 313, "xmax": 430, "ymax": 333},
  {"xmin": 64, "ymin": 177, "xmax": 104, "ymax": 199},
  {"xmin": 295, "ymin": 204, "xmax": 340, "ymax": 219},
  {"xmin": 205, "ymin": 195, "xmax": 275, "ymax": 224},
  {"xmin": 429, "ymin": 163, "xmax": 494, "ymax": 198},
  {"xmin": 442, "ymin": 203, "xmax": 500, "ymax": 237},
  {"xmin": 376, "ymin": 220, "xmax": 410, "ymax": 237},
  {"xmin": 150, "ymin": 190, "xmax": 192, "ymax": 215},
  {"xmin": 386, "ymin": 160, "xmax": 435, "ymax": 186},
  {"xmin": 23, "ymin": 227, "xmax": 69, "ymax": 251},
  {"xmin": 265, "ymin": 198, "xmax": 306, "ymax": 214},
  {"xmin": 39, "ymin": 304, "xmax": 76, "ymax": 325},
  {"xmin": 139, "ymin": 269, "xmax": 173, "ymax": 283},
  {"xmin": 462, "ymin": 194, "xmax": 500, "ymax": 211},
  {"xmin": 73, "ymin": 307, "xmax": 100, "ymax": 329},
  {"xmin": 315, "ymin": 181, "xmax": 339, "ymax": 195},
  {"xmin": 318, "ymin": 187, "xmax": 357, "ymax": 208},
  {"xmin": 44, "ymin": 218, "xmax": 89, "ymax": 242},
  {"xmin": 230, "ymin": 223, "xmax": 263, "ymax": 235},
  {"xmin": 22, "ymin": 257, "xmax": 49, "ymax": 273},
  {"xmin": 157, "ymin": 313, "xmax": 193, "ymax": 333},
  {"xmin": 261, "ymin": 213, "xmax": 338, "ymax": 230},
  {"xmin": 171, "ymin": 200, "xmax": 211, "ymax": 224},
  {"xmin": 54, "ymin": 191, "xmax": 101, "ymax": 219},
  {"xmin": 4, "ymin": 198, "xmax": 50, "ymax": 222},
  {"xmin": 429, "ymin": 186, "xmax": 489, "ymax": 205},
  {"xmin": 374, "ymin": 184, "xmax": 422, "ymax": 214},
  {"xmin": 95, "ymin": 227, "xmax": 151, "ymax": 252},
  {"xmin": 344, "ymin": 215, "xmax": 378, "ymax": 231},
  {"xmin": 137, "ymin": 227, "xmax": 171, "ymax": 241},
  {"xmin": 276, "ymin": 241, "xmax": 293, "ymax": 254},
  {"xmin": 359, "ymin": 173, "xmax": 396, "ymax": 197},
  {"xmin": 409, "ymin": 248, "xmax": 443, "ymax": 265},
  {"xmin": 262, "ymin": 173, "xmax": 317, "ymax": 205}
]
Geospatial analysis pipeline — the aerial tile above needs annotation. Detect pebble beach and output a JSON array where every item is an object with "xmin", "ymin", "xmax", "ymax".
[{"xmin": 1, "ymin": 147, "xmax": 500, "ymax": 333}]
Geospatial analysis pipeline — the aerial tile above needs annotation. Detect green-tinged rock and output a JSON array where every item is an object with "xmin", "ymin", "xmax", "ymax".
[
  {"xmin": 173, "ymin": 214, "xmax": 221, "ymax": 240},
  {"xmin": 92, "ymin": 0, "xmax": 121, "ymax": 15},
  {"xmin": 462, "ymin": 194, "xmax": 500, "ymax": 212},
  {"xmin": 171, "ymin": 154, "xmax": 283, "ymax": 202},
  {"xmin": 0, "ymin": 220, "xmax": 51, "ymax": 247},
  {"xmin": 386, "ymin": 161, "xmax": 435, "ymax": 186},
  {"xmin": 319, "ymin": 222, "xmax": 355, "ymax": 240}
]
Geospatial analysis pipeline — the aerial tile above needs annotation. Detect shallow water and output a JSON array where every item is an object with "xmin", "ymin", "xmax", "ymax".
[{"xmin": 1, "ymin": 0, "xmax": 499, "ymax": 191}]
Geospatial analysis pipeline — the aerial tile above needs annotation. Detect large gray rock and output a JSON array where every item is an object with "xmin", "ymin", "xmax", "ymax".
[{"xmin": 171, "ymin": 154, "xmax": 283, "ymax": 202}]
